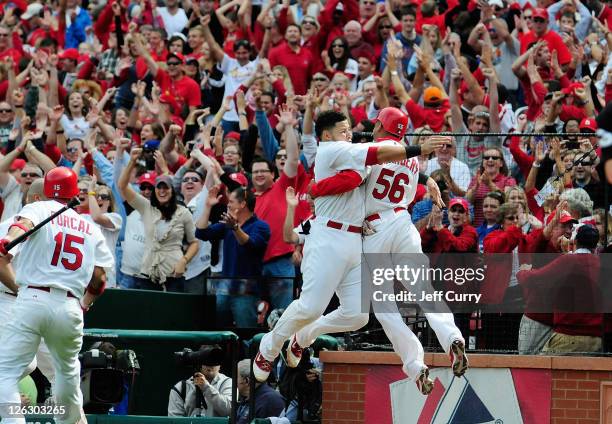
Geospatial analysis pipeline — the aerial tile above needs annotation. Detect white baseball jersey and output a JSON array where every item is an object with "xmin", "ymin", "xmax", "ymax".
[
  {"xmin": 314, "ymin": 141, "xmax": 371, "ymax": 225},
  {"xmin": 14, "ymin": 200, "xmax": 114, "ymax": 298},
  {"xmin": 0, "ymin": 216, "xmax": 20, "ymax": 294},
  {"xmin": 364, "ymin": 138, "xmax": 420, "ymax": 217}
]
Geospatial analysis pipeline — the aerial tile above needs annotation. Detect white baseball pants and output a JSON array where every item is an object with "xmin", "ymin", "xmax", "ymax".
[
  {"xmin": 260, "ymin": 220, "xmax": 369, "ymax": 361},
  {"xmin": 0, "ymin": 287, "xmax": 86, "ymax": 424},
  {"xmin": 0, "ymin": 292, "xmax": 56, "ymax": 385},
  {"xmin": 364, "ymin": 211, "xmax": 464, "ymax": 380}
]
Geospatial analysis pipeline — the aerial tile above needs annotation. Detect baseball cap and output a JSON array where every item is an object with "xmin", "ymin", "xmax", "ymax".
[
  {"xmin": 10, "ymin": 158, "xmax": 26, "ymax": 171},
  {"xmin": 562, "ymin": 82, "xmax": 584, "ymax": 96},
  {"xmin": 423, "ymin": 87, "xmax": 443, "ymax": 105},
  {"xmin": 532, "ymin": 8, "xmax": 548, "ymax": 20},
  {"xmin": 59, "ymin": 48, "xmax": 79, "ymax": 61},
  {"xmin": 448, "ymin": 198, "xmax": 469, "ymax": 212},
  {"xmin": 488, "ymin": 0, "xmax": 504, "ymax": 8},
  {"xmin": 229, "ymin": 172, "xmax": 248, "ymax": 187},
  {"xmin": 143, "ymin": 139, "xmax": 160, "ymax": 150},
  {"xmin": 224, "ymin": 131, "xmax": 241, "ymax": 142},
  {"xmin": 579, "ymin": 118, "xmax": 597, "ymax": 133},
  {"xmin": 356, "ymin": 50, "xmax": 376, "ymax": 65},
  {"xmin": 22, "ymin": 3, "xmax": 43, "ymax": 20},
  {"xmin": 167, "ymin": 52, "xmax": 185, "ymax": 64},
  {"xmin": 545, "ymin": 209, "xmax": 578, "ymax": 226},
  {"xmin": 137, "ymin": 171, "xmax": 157, "ymax": 186},
  {"xmin": 155, "ymin": 175, "xmax": 173, "ymax": 188}
]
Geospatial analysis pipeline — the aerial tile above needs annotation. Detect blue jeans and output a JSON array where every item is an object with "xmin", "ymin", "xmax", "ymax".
[
  {"xmin": 216, "ymin": 294, "xmax": 257, "ymax": 328},
  {"xmin": 118, "ymin": 274, "xmax": 138, "ymax": 290},
  {"xmin": 263, "ymin": 256, "xmax": 295, "ymax": 310}
]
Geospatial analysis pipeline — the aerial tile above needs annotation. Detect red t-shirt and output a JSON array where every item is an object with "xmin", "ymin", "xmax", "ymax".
[
  {"xmin": 405, "ymin": 98, "xmax": 450, "ymax": 132},
  {"xmin": 255, "ymin": 166, "xmax": 312, "ymax": 262},
  {"xmin": 520, "ymin": 30, "xmax": 571, "ymax": 65},
  {"xmin": 268, "ymin": 42, "xmax": 314, "ymax": 95},
  {"xmin": 154, "ymin": 69, "xmax": 202, "ymax": 108}
]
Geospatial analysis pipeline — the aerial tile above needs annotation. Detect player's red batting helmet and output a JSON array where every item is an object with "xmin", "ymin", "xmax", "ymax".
[
  {"xmin": 375, "ymin": 107, "xmax": 409, "ymax": 139},
  {"xmin": 44, "ymin": 167, "xmax": 79, "ymax": 199}
]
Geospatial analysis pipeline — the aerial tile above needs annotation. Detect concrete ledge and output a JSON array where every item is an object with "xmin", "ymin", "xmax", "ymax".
[{"xmin": 320, "ymin": 351, "xmax": 612, "ymax": 371}]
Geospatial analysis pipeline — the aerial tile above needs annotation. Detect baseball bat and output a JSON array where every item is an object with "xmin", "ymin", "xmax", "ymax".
[{"xmin": 5, "ymin": 197, "xmax": 80, "ymax": 252}]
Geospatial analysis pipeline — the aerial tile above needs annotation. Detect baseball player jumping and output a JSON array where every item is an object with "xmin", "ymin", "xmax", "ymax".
[
  {"xmin": 253, "ymin": 110, "xmax": 446, "ymax": 383},
  {"xmin": 285, "ymin": 108, "xmax": 468, "ymax": 394},
  {"xmin": 0, "ymin": 167, "xmax": 114, "ymax": 424}
]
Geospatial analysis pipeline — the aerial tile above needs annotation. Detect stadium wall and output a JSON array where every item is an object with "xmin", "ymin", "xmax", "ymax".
[{"xmin": 319, "ymin": 351, "xmax": 612, "ymax": 424}]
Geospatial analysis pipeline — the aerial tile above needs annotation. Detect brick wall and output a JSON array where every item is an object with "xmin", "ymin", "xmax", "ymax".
[
  {"xmin": 320, "ymin": 352, "xmax": 612, "ymax": 424},
  {"xmin": 321, "ymin": 364, "xmax": 368, "ymax": 424},
  {"xmin": 550, "ymin": 370, "xmax": 612, "ymax": 424}
]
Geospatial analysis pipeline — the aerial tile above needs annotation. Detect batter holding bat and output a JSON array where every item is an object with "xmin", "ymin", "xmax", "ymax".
[{"xmin": 0, "ymin": 167, "xmax": 114, "ymax": 424}]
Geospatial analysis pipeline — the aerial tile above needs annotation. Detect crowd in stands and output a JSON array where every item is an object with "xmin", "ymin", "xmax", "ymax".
[{"xmin": 0, "ymin": 0, "xmax": 609, "ymax": 361}]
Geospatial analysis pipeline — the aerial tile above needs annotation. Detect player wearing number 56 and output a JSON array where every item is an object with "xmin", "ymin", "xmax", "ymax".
[{"xmin": 0, "ymin": 166, "xmax": 114, "ymax": 424}]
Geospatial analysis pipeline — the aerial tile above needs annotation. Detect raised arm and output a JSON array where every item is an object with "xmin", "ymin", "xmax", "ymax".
[
  {"xmin": 449, "ymin": 68, "xmax": 464, "ymax": 132},
  {"xmin": 482, "ymin": 68, "xmax": 500, "ymax": 132},
  {"xmin": 160, "ymin": 124, "xmax": 181, "ymax": 168},
  {"xmin": 279, "ymin": 105, "xmax": 299, "ymax": 178},
  {"xmin": 201, "ymin": 14, "xmax": 226, "ymax": 63},
  {"xmin": 118, "ymin": 146, "xmax": 143, "ymax": 206},
  {"xmin": 283, "ymin": 187, "xmax": 300, "ymax": 245}
]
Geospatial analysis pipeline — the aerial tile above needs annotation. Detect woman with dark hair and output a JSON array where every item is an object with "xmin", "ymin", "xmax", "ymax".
[
  {"xmin": 168, "ymin": 35, "xmax": 187, "ymax": 55},
  {"xmin": 467, "ymin": 146, "xmax": 516, "ymax": 226},
  {"xmin": 321, "ymin": 37, "xmax": 358, "ymax": 80},
  {"xmin": 118, "ymin": 147, "xmax": 199, "ymax": 292},
  {"xmin": 61, "ymin": 91, "xmax": 89, "ymax": 140}
]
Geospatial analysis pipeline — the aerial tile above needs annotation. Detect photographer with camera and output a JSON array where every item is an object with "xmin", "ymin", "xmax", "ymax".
[{"xmin": 168, "ymin": 345, "xmax": 232, "ymax": 418}]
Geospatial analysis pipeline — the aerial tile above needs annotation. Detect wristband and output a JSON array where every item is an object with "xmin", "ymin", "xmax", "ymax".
[
  {"xmin": 86, "ymin": 280, "xmax": 106, "ymax": 296},
  {"xmin": 9, "ymin": 222, "xmax": 30, "ymax": 234},
  {"xmin": 532, "ymin": 162, "xmax": 541, "ymax": 168},
  {"xmin": 88, "ymin": 191, "xmax": 97, "ymax": 196},
  {"xmin": 404, "ymin": 145, "xmax": 422, "ymax": 159},
  {"xmin": 56, "ymin": 130, "xmax": 64, "ymax": 134}
]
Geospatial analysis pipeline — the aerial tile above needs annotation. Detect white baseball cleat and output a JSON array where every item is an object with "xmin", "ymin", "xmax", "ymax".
[
  {"xmin": 285, "ymin": 334, "xmax": 303, "ymax": 368},
  {"xmin": 253, "ymin": 351, "xmax": 273, "ymax": 382},
  {"xmin": 450, "ymin": 339, "xmax": 469, "ymax": 377}
]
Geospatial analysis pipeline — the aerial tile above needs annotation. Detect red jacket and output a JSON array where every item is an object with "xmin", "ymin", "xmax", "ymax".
[
  {"xmin": 517, "ymin": 253, "xmax": 602, "ymax": 337},
  {"xmin": 421, "ymin": 225, "xmax": 478, "ymax": 294},
  {"xmin": 481, "ymin": 226, "xmax": 547, "ymax": 304}
]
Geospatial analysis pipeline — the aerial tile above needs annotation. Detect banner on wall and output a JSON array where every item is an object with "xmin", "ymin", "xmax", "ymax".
[{"xmin": 389, "ymin": 368, "xmax": 550, "ymax": 424}]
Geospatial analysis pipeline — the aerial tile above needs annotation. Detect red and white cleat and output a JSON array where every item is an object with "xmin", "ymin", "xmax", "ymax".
[
  {"xmin": 285, "ymin": 334, "xmax": 303, "ymax": 368},
  {"xmin": 253, "ymin": 351, "xmax": 273, "ymax": 382}
]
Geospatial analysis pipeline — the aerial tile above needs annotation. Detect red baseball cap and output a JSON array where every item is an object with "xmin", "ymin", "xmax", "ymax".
[
  {"xmin": 167, "ymin": 52, "xmax": 185, "ymax": 64},
  {"xmin": 10, "ymin": 158, "xmax": 26, "ymax": 171},
  {"xmin": 59, "ymin": 48, "xmax": 79, "ymax": 61},
  {"xmin": 229, "ymin": 172, "xmax": 248, "ymax": 187},
  {"xmin": 225, "ymin": 131, "xmax": 241, "ymax": 142},
  {"xmin": 579, "ymin": 117, "xmax": 598, "ymax": 132},
  {"xmin": 137, "ymin": 171, "xmax": 157, "ymax": 186},
  {"xmin": 532, "ymin": 8, "xmax": 548, "ymax": 20},
  {"xmin": 546, "ymin": 209, "xmax": 578, "ymax": 226},
  {"xmin": 562, "ymin": 82, "xmax": 584, "ymax": 96},
  {"xmin": 448, "ymin": 198, "xmax": 469, "ymax": 212}
]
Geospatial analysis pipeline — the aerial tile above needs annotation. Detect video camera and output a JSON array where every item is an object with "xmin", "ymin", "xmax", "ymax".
[{"xmin": 79, "ymin": 345, "xmax": 140, "ymax": 413}]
